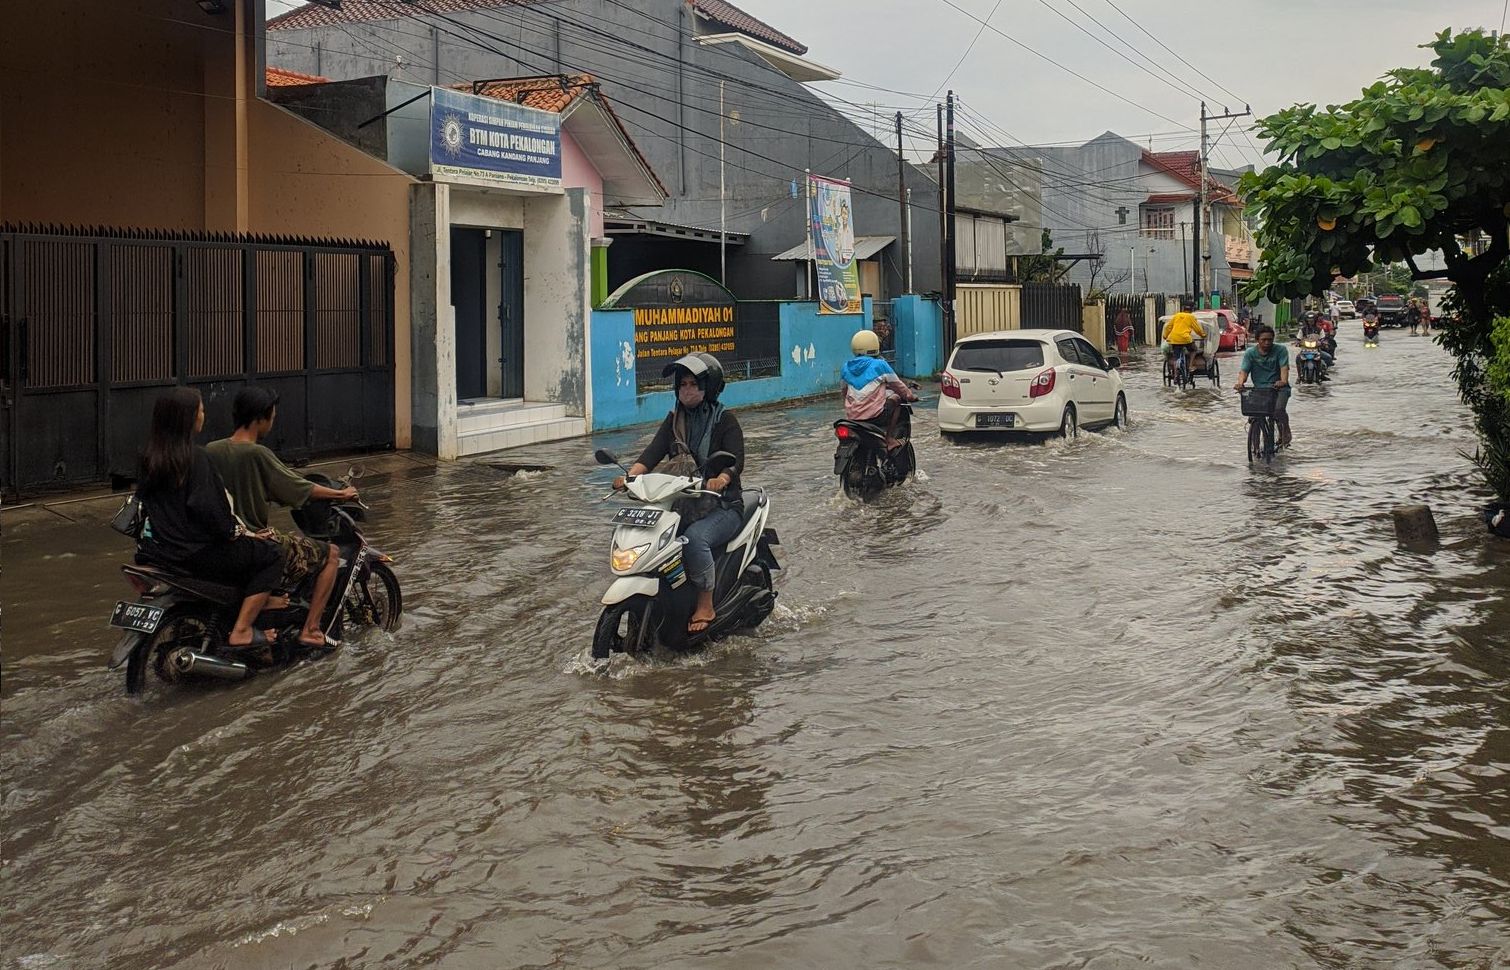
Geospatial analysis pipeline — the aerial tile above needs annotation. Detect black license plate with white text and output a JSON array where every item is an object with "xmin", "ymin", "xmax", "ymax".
[
  {"xmin": 976, "ymin": 413, "xmax": 1016, "ymax": 428},
  {"xmin": 110, "ymin": 601, "xmax": 165, "ymax": 633},
  {"xmin": 613, "ymin": 507, "xmax": 663, "ymax": 528}
]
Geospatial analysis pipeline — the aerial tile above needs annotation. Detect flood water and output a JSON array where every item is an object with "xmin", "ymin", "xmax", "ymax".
[{"xmin": 4, "ymin": 333, "xmax": 1508, "ymax": 969}]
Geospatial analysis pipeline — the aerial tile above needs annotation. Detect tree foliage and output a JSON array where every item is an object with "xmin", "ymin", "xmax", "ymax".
[
  {"xmin": 1241, "ymin": 28, "xmax": 1510, "ymax": 504},
  {"xmin": 1241, "ymin": 29, "xmax": 1509, "ymax": 315}
]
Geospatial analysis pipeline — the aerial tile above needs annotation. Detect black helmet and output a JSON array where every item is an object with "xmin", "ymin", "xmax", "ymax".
[{"xmin": 662, "ymin": 352, "xmax": 725, "ymax": 402}]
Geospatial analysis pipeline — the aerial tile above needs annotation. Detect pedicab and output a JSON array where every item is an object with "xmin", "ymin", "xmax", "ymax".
[{"xmin": 1158, "ymin": 310, "xmax": 1224, "ymax": 389}]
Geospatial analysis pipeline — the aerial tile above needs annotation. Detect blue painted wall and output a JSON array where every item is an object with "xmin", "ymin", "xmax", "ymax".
[
  {"xmin": 892, "ymin": 295, "xmax": 943, "ymax": 378},
  {"xmin": 590, "ymin": 300, "xmax": 869, "ymax": 431}
]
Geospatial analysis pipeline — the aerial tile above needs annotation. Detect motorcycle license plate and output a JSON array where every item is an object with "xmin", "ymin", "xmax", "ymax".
[
  {"xmin": 613, "ymin": 507, "xmax": 663, "ymax": 528},
  {"xmin": 976, "ymin": 413, "xmax": 1015, "ymax": 428},
  {"xmin": 110, "ymin": 601, "xmax": 164, "ymax": 633},
  {"xmin": 833, "ymin": 442, "xmax": 858, "ymax": 474}
]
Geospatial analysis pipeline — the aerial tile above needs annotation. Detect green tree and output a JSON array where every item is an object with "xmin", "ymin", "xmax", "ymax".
[{"xmin": 1241, "ymin": 28, "xmax": 1510, "ymax": 502}]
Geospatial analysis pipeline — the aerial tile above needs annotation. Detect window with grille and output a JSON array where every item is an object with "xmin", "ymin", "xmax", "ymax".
[{"xmin": 1140, "ymin": 206, "xmax": 1176, "ymax": 239}]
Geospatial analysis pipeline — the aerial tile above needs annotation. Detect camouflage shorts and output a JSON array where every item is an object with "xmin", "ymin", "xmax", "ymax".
[{"xmin": 274, "ymin": 530, "xmax": 330, "ymax": 590}]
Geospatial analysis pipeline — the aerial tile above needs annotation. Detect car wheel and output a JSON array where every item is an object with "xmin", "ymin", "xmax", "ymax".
[
  {"xmin": 1112, "ymin": 394, "xmax": 1128, "ymax": 430},
  {"xmin": 1058, "ymin": 405, "xmax": 1078, "ymax": 440}
]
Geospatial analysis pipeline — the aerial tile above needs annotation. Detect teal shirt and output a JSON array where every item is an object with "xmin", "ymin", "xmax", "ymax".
[{"xmin": 1241, "ymin": 344, "xmax": 1289, "ymax": 387}]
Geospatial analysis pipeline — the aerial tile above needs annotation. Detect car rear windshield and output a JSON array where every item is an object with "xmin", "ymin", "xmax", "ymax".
[{"xmin": 951, "ymin": 339, "xmax": 1045, "ymax": 373}]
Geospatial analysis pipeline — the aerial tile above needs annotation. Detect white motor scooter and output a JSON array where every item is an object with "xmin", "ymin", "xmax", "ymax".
[{"xmin": 592, "ymin": 448, "xmax": 780, "ymax": 659}]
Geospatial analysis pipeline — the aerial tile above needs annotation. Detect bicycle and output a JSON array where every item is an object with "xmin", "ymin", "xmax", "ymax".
[
  {"xmin": 1239, "ymin": 385, "xmax": 1283, "ymax": 465},
  {"xmin": 1164, "ymin": 344, "xmax": 1195, "ymax": 390}
]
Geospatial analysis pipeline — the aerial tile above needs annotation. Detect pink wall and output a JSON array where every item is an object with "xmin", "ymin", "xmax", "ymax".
[{"xmin": 561, "ymin": 130, "xmax": 605, "ymax": 239}]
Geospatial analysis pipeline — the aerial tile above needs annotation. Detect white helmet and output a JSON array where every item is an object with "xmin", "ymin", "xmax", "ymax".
[{"xmin": 851, "ymin": 330, "xmax": 880, "ymax": 356}]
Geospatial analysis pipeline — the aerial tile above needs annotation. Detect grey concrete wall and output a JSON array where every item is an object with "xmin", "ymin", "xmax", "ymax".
[{"xmin": 266, "ymin": 0, "xmax": 941, "ymax": 301}]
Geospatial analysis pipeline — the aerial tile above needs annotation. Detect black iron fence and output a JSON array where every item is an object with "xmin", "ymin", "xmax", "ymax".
[
  {"xmin": 1021, "ymin": 282, "xmax": 1084, "ymax": 332},
  {"xmin": 1, "ymin": 225, "xmax": 395, "ymax": 497}
]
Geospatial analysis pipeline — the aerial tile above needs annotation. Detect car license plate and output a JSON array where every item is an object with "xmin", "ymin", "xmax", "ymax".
[
  {"xmin": 613, "ymin": 507, "xmax": 663, "ymax": 528},
  {"xmin": 110, "ymin": 601, "xmax": 164, "ymax": 633},
  {"xmin": 976, "ymin": 413, "xmax": 1015, "ymax": 428}
]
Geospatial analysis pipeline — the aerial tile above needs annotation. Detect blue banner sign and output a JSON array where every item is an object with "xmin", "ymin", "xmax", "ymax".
[{"xmin": 429, "ymin": 86, "xmax": 562, "ymax": 189}]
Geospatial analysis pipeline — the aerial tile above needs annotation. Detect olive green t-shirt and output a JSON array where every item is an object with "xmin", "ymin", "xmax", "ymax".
[{"xmin": 205, "ymin": 438, "xmax": 314, "ymax": 531}]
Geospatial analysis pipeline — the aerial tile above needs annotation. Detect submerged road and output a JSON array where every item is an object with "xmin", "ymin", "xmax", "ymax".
[{"xmin": 3, "ymin": 333, "xmax": 1507, "ymax": 969}]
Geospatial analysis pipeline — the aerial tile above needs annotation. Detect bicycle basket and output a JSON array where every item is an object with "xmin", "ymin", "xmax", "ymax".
[{"xmin": 1240, "ymin": 386, "xmax": 1280, "ymax": 416}]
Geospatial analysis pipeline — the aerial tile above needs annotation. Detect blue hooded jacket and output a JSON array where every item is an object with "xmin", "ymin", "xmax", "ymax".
[{"xmin": 842, "ymin": 355, "xmax": 897, "ymax": 391}]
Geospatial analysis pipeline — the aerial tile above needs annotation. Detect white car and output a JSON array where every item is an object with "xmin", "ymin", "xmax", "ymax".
[
  {"xmin": 1332, "ymin": 300, "xmax": 1357, "ymax": 319},
  {"xmin": 938, "ymin": 329, "xmax": 1128, "ymax": 437}
]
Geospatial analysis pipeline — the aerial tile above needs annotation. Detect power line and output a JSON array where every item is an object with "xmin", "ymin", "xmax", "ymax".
[{"xmin": 927, "ymin": 0, "xmax": 1197, "ymax": 131}]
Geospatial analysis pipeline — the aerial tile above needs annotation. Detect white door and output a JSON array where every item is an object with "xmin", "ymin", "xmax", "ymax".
[{"xmin": 1055, "ymin": 337, "xmax": 1106, "ymax": 423}]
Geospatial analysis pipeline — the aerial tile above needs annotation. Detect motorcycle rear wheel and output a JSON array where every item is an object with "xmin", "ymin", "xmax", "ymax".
[
  {"xmin": 592, "ymin": 595, "xmax": 656, "ymax": 660},
  {"xmin": 125, "ymin": 610, "xmax": 218, "ymax": 695}
]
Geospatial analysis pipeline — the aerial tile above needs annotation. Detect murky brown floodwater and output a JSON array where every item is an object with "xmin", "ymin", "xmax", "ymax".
[{"xmin": 4, "ymin": 333, "xmax": 1508, "ymax": 969}]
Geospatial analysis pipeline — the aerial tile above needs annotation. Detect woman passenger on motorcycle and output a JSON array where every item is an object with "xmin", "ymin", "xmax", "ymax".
[
  {"xmin": 614, "ymin": 353, "xmax": 744, "ymax": 635},
  {"xmin": 135, "ymin": 387, "xmax": 284, "ymax": 651}
]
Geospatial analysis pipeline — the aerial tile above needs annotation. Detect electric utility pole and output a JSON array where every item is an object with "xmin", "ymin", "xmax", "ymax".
[
  {"xmin": 937, "ymin": 103, "xmax": 947, "ymax": 327},
  {"xmin": 945, "ymin": 91, "xmax": 958, "ymax": 349},
  {"xmin": 1196, "ymin": 101, "xmax": 1252, "ymax": 306},
  {"xmin": 896, "ymin": 111, "xmax": 912, "ymax": 293}
]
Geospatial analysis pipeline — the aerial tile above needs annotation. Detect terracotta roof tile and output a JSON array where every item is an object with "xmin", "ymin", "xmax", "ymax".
[
  {"xmin": 459, "ymin": 74, "xmax": 594, "ymax": 114},
  {"xmin": 690, "ymin": 0, "xmax": 807, "ymax": 55},
  {"xmin": 268, "ymin": 0, "xmax": 545, "ymax": 31},
  {"xmin": 1141, "ymin": 149, "xmax": 1239, "ymax": 204},
  {"xmin": 265, "ymin": 65, "xmax": 330, "ymax": 86},
  {"xmin": 458, "ymin": 75, "xmax": 670, "ymax": 199}
]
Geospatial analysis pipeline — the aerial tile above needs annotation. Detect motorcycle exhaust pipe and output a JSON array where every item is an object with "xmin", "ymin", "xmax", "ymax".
[{"xmin": 170, "ymin": 649, "xmax": 253, "ymax": 681}]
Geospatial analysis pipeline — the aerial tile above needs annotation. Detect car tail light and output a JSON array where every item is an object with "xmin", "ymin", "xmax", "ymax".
[
  {"xmin": 941, "ymin": 371, "xmax": 961, "ymax": 399},
  {"xmin": 835, "ymin": 424, "xmax": 853, "ymax": 440},
  {"xmin": 1029, "ymin": 368, "xmax": 1056, "ymax": 398}
]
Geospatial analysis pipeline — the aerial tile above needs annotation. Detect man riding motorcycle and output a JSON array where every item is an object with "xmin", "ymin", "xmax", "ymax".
[{"xmin": 841, "ymin": 330, "xmax": 917, "ymax": 447}]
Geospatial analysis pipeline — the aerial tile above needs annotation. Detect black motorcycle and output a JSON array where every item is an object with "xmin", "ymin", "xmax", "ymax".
[
  {"xmin": 108, "ymin": 471, "xmax": 401, "ymax": 694},
  {"xmin": 833, "ymin": 384, "xmax": 920, "ymax": 500},
  {"xmin": 1363, "ymin": 318, "xmax": 1380, "ymax": 345},
  {"xmin": 1296, "ymin": 336, "xmax": 1329, "ymax": 384}
]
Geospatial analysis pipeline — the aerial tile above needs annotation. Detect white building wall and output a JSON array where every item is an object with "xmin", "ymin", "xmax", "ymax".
[{"xmin": 522, "ymin": 187, "xmax": 592, "ymax": 414}]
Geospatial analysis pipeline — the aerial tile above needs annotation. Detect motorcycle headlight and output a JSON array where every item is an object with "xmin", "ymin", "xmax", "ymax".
[{"xmin": 611, "ymin": 542, "xmax": 651, "ymax": 571}]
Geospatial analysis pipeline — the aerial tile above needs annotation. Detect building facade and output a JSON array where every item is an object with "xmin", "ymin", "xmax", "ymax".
[{"xmin": 266, "ymin": 0, "xmax": 944, "ymax": 311}]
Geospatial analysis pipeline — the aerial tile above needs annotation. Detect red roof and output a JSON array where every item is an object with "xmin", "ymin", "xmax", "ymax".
[
  {"xmin": 269, "ymin": 0, "xmax": 545, "ymax": 31},
  {"xmin": 1144, "ymin": 192, "xmax": 1195, "ymax": 205},
  {"xmin": 265, "ymin": 65, "xmax": 329, "ymax": 86},
  {"xmin": 1141, "ymin": 149, "xmax": 1238, "ymax": 204},
  {"xmin": 268, "ymin": 0, "xmax": 808, "ymax": 56},
  {"xmin": 690, "ymin": 0, "xmax": 807, "ymax": 55}
]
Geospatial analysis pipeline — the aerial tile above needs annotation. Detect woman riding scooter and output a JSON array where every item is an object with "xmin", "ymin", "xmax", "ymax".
[{"xmin": 614, "ymin": 353, "xmax": 745, "ymax": 635}]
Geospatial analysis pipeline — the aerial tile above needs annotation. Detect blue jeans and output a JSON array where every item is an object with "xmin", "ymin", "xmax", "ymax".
[{"xmin": 682, "ymin": 506, "xmax": 743, "ymax": 592}]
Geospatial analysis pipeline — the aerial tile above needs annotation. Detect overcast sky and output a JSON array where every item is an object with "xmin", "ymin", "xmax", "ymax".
[{"xmin": 266, "ymin": 0, "xmax": 1506, "ymax": 167}]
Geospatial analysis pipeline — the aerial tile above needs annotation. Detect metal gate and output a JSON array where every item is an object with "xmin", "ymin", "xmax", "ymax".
[
  {"xmin": 1, "ymin": 225, "xmax": 395, "ymax": 497},
  {"xmin": 1021, "ymin": 282, "xmax": 1084, "ymax": 332}
]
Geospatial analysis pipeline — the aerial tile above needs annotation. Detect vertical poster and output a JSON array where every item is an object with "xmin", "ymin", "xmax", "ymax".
[{"xmin": 808, "ymin": 174, "xmax": 861, "ymax": 314}]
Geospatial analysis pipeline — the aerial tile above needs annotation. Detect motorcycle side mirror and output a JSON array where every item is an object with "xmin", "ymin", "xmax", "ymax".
[
  {"xmin": 703, "ymin": 451, "xmax": 737, "ymax": 477},
  {"xmin": 594, "ymin": 449, "xmax": 619, "ymax": 467}
]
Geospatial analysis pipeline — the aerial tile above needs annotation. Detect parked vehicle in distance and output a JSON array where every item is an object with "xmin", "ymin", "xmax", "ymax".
[
  {"xmin": 1375, "ymin": 294, "xmax": 1407, "ymax": 327},
  {"xmin": 1211, "ymin": 308, "xmax": 1248, "ymax": 352},
  {"xmin": 1333, "ymin": 300, "xmax": 1357, "ymax": 319},
  {"xmin": 1355, "ymin": 296, "xmax": 1376, "ymax": 315},
  {"xmin": 939, "ymin": 329, "xmax": 1128, "ymax": 438}
]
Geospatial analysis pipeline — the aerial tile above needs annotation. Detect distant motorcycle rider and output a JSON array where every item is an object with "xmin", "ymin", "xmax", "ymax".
[{"xmin": 842, "ymin": 330, "xmax": 917, "ymax": 445}]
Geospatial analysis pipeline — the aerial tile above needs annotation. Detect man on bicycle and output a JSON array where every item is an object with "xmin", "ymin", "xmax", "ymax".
[
  {"xmin": 1233, "ymin": 325, "xmax": 1292, "ymax": 447},
  {"xmin": 1162, "ymin": 301, "xmax": 1207, "ymax": 380}
]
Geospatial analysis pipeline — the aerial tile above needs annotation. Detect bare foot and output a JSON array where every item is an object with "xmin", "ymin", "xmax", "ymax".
[
  {"xmin": 227, "ymin": 628, "xmax": 275, "ymax": 648},
  {"xmin": 688, "ymin": 609, "xmax": 716, "ymax": 634},
  {"xmin": 297, "ymin": 629, "xmax": 330, "ymax": 648},
  {"xmin": 267, "ymin": 594, "xmax": 291, "ymax": 611}
]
